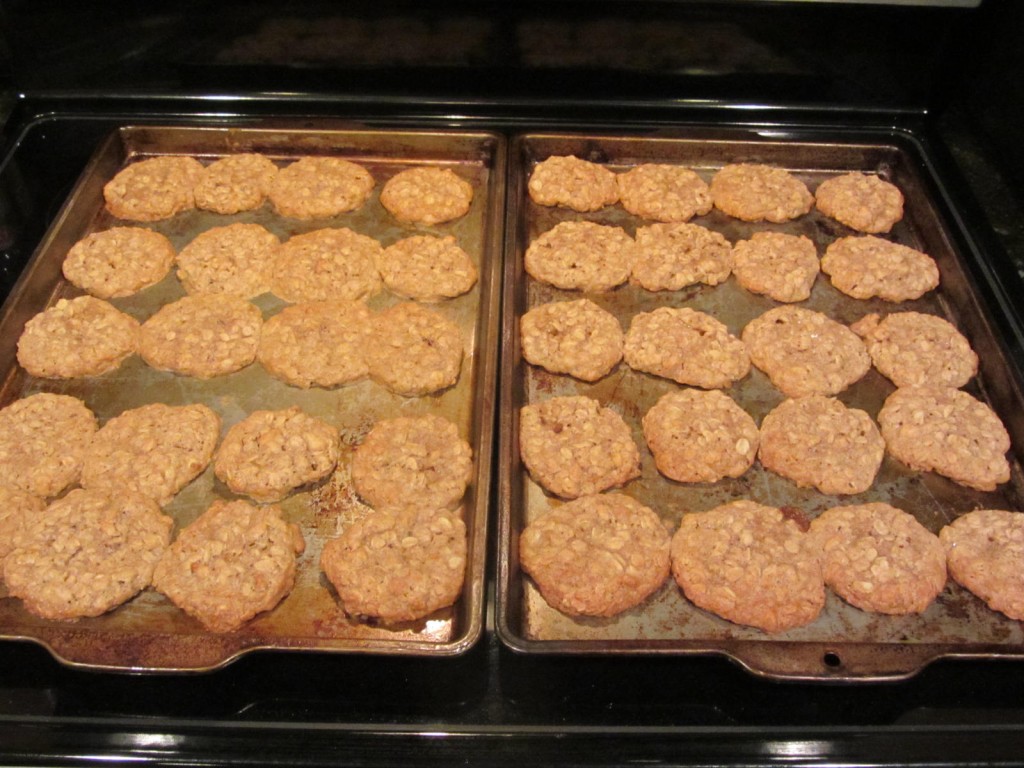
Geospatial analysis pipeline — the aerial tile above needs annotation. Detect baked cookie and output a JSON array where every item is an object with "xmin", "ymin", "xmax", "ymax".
[
  {"xmin": 519, "ymin": 298, "xmax": 624, "ymax": 382},
  {"xmin": 616, "ymin": 163, "xmax": 713, "ymax": 222},
  {"xmin": 377, "ymin": 234, "xmax": 478, "ymax": 302},
  {"xmin": 519, "ymin": 492, "xmax": 671, "ymax": 617},
  {"xmin": 940, "ymin": 509, "xmax": 1024, "ymax": 621},
  {"xmin": 267, "ymin": 156, "xmax": 374, "ymax": 219},
  {"xmin": 815, "ymin": 172, "xmax": 904, "ymax": 234},
  {"xmin": 379, "ymin": 166, "xmax": 473, "ymax": 225},
  {"xmin": 351, "ymin": 413, "xmax": 473, "ymax": 512},
  {"xmin": 742, "ymin": 306, "xmax": 870, "ymax": 397},
  {"xmin": 624, "ymin": 307, "xmax": 750, "ymax": 389},
  {"xmin": 152, "ymin": 499, "xmax": 305, "ymax": 632},
  {"xmin": 850, "ymin": 311, "xmax": 978, "ymax": 389},
  {"xmin": 80, "ymin": 402, "xmax": 221, "ymax": 507},
  {"xmin": 809, "ymin": 502, "xmax": 946, "ymax": 614},
  {"xmin": 642, "ymin": 389, "xmax": 758, "ymax": 484},
  {"xmin": 709, "ymin": 163, "xmax": 814, "ymax": 223},
  {"xmin": 670, "ymin": 500, "xmax": 824, "ymax": 633},
  {"xmin": 103, "ymin": 155, "xmax": 204, "ymax": 222},
  {"xmin": 140, "ymin": 294, "xmax": 262, "ymax": 378},
  {"xmin": 0, "ymin": 393, "xmax": 97, "ymax": 498},
  {"xmin": 364, "ymin": 302, "xmax": 464, "ymax": 396},
  {"xmin": 527, "ymin": 155, "xmax": 618, "ymax": 212},
  {"xmin": 732, "ymin": 231, "xmax": 819, "ymax": 303},
  {"xmin": 524, "ymin": 221, "xmax": 635, "ymax": 293},
  {"xmin": 0, "ymin": 488, "xmax": 45, "ymax": 561},
  {"xmin": 62, "ymin": 227, "xmax": 176, "ymax": 299},
  {"xmin": 193, "ymin": 152, "xmax": 279, "ymax": 215},
  {"xmin": 630, "ymin": 222, "xmax": 733, "ymax": 292},
  {"xmin": 175, "ymin": 222, "xmax": 281, "ymax": 299},
  {"xmin": 270, "ymin": 227, "xmax": 383, "ymax": 304},
  {"xmin": 258, "ymin": 300, "xmax": 372, "ymax": 388},
  {"xmin": 214, "ymin": 406, "xmax": 340, "ymax": 503},
  {"xmin": 822, "ymin": 235, "xmax": 939, "ymax": 302},
  {"xmin": 759, "ymin": 395, "xmax": 884, "ymax": 495},
  {"xmin": 878, "ymin": 386, "xmax": 1011, "ymax": 491},
  {"xmin": 519, "ymin": 395, "xmax": 641, "ymax": 499},
  {"xmin": 17, "ymin": 296, "xmax": 140, "ymax": 378},
  {"xmin": 3, "ymin": 488, "xmax": 172, "ymax": 620}
]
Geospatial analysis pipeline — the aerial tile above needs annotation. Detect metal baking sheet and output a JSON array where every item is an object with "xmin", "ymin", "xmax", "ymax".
[
  {"xmin": 0, "ymin": 123, "xmax": 504, "ymax": 671},
  {"xmin": 496, "ymin": 128, "xmax": 1024, "ymax": 681}
]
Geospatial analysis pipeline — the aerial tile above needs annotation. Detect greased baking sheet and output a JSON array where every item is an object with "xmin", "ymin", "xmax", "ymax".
[
  {"xmin": 496, "ymin": 129, "xmax": 1024, "ymax": 681},
  {"xmin": 0, "ymin": 123, "xmax": 504, "ymax": 671}
]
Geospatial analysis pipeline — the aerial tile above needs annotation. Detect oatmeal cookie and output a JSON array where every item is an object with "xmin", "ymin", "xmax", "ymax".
[
  {"xmin": 103, "ymin": 155, "xmax": 204, "ymax": 222},
  {"xmin": 17, "ymin": 296, "xmax": 140, "ymax": 379},
  {"xmin": 270, "ymin": 227, "xmax": 383, "ymax": 304},
  {"xmin": 616, "ymin": 163, "xmax": 713, "ymax": 222},
  {"xmin": 3, "ymin": 488, "xmax": 172, "ymax": 620},
  {"xmin": 0, "ymin": 488, "xmax": 45, "ymax": 561},
  {"xmin": 670, "ymin": 500, "xmax": 824, "ymax": 633},
  {"xmin": 822, "ymin": 235, "xmax": 939, "ymax": 302},
  {"xmin": 365, "ymin": 302, "xmax": 464, "ymax": 396},
  {"xmin": 624, "ymin": 307, "xmax": 750, "ymax": 389},
  {"xmin": 62, "ymin": 227, "xmax": 176, "ymax": 299},
  {"xmin": 152, "ymin": 499, "xmax": 305, "ymax": 632},
  {"xmin": 524, "ymin": 221, "xmax": 635, "ymax": 293},
  {"xmin": 709, "ymin": 163, "xmax": 814, "ymax": 223},
  {"xmin": 940, "ymin": 509, "xmax": 1024, "ymax": 621},
  {"xmin": 214, "ymin": 406, "xmax": 340, "ymax": 503},
  {"xmin": 815, "ymin": 172, "xmax": 904, "ymax": 234},
  {"xmin": 520, "ymin": 493, "xmax": 671, "ymax": 617},
  {"xmin": 193, "ymin": 152, "xmax": 279, "ymax": 215},
  {"xmin": 379, "ymin": 166, "xmax": 474, "ymax": 225},
  {"xmin": 877, "ymin": 386, "xmax": 1011, "ymax": 491},
  {"xmin": 81, "ymin": 402, "xmax": 221, "ymax": 507},
  {"xmin": 732, "ymin": 231, "xmax": 819, "ymax": 303},
  {"xmin": 267, "ymin": 156, "xmax": 374, "ymax": 219},
  {"xmin": 377, "ymin": 234, "xmax": 478, "ymax": 301},
  {"xmin": 809, "ymin": 502, "xmax": 946, "ymax": 614},
  {"xmin": 176, "ymin": 222, "xmax": 281, "ymax": 299},
  {"xmin": 519, "ymin": 298, "xmax": 624, "ymax": 382},
  {"xmin": 519, "ymin": 395, "xmax": 641, "ymax": 499},
  {"xmin": 0, "ymin": 393, "xmax": 97, "ymax": 498},
  {"xmin": 630, "ymin": 222, "xmax": 733, "ymax": 292},
  {"xmin": 527, "ymin": 155, "xmax": 619, "ymax": 212}
]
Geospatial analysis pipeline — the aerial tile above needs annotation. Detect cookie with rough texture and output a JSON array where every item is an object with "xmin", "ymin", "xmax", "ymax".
[
  {"xmin": 0, "ymin": 393, "xmax": 97, "ymax": 499},
  {"xmin": 851, "ymin": 311, "xmax": 978, "ymax": 389},
  {"xmin": 377, "ymin": 234, "xmax": 477, "ymax": 301},
  {"xmin": 520, "ymin": 298, "xmax": 624, "ymax": 382},
  {"xmin": 267, "ymin": 156, "xmax": 374, "ymax": 218},
  {"xmin": 81, "ymin": 402, "xmax": 221, "ymax": 507},
  {"xmin": 878, "ymin": 386, "xmax": 1010, "ymax": 491},
  {"xmin": 815, "ymin": 172, "xmax": 904, "ymax": 234},
  {"xmin": 624, "ymin": 307, "xmax": 749, "ymax": 389},
  {"xmin": 152, "ymin": 499, "xmax": 305, "ymax": 632},
  {"xmin": 352, "ymin": 414, "xmax": 472, "ymax": 512},
  {"xmin": 670, "ymin": 500, "xmax": 824, "ymax": 633},
  {"xmin": 759, "ymin": 395, "xmax": 884, "ymax": 495},
  {"xmin": 380, "ymin": 167, "xmax": 473, "ymax": 225},
  {"xmin": 0, "ymin": 488, "xmax": 45, "ymax": 561},
  {"xmin": 3, "ymin": 488, "xmax": 172, "ymax": 620},
  {"xmin": 822, "ymin": 235, "xmax": 939, "ymax": 302},
  {"xmin": 709, "ymin": 163, "xmax": 814, "ymax": 223},
  {"xmin": 519, "ymin": 395, "xmax": 641, "ymax": 499},
  {"xmin": 527, "ymin": 155, "xmax": 618, "ymax": 212},
  {"xmin": 176, "ymin": 222, "xmax": 281, "ymax": 299},
  {"xmin": 140, "ymin": 294, "xmax": 262, "ymax": 378},
  {"xmin": 271, "ymin": 227, "xmax": 383, "ymax": 303},
  {"xmin": 520, "ymin": 493, "xmax": 671, "ymax": 617},
  {"xmin": 742, "ymin": 306, "xmax": 869, "ymax": 397},
  {"xmin": 258, "ymin": 300, "xmax": 372, "ymax": 388},
  {"xmin": 62, "ymin": 227, "xmax": 176, "ymax": 299},
  {"xmin": 642, "ymin": 389, "xmax": 758, "ymax": 484},
  {"xmin": 193, "ymin": 153, "xmax": 279, "ymax": 215},
  {"xmin": 214, "ymin": 406, "xmax": 340, "ymax": 503},
  {"xmin": 630, "ymin": 222, "xmax": 732, "ymax": 292},
  {"xmin": 524, "ymin": 221, "xmax": 635, "ymax": 292},
  {"xmin": 103, "ymin": 155, "xmax": 204, "ymax": 222},
  {"xmin": 940, "ymin": 509, "xmax": 1024, "ymax": 621},
  {"xmin": 810, "ymin": 502, "xmax": 946, "ymax": 614},
  {"xmin": 616, "ymin": 164, "xmax": 713, "ymax": 222},
  {"xmin": 732, "ymin": 231, "xmax": 819, "ymax": 303},
  {"xmin": 321, "ymin": 506, "xmax": 467, "ymax": 623},
  {"xmin": 365, "ymin": 302, "xmax": 464, "ymax": 396},
  {"xmin": 17, "ymin": 296, "xmax": 140, "ymax": 378}
]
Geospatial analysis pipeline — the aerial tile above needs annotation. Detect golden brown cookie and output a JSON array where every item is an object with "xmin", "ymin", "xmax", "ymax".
[
  {"xmin": 103, "ymin": 155, "xmax": 204, "ymax": 222},
  {"xmin": 630, "ymin": 222, "xmax": 733, "ymax": 292},
  {"xmin": 524, "ymin": 221, "xmax": 636, "ymax": 293},
  {"xmin": 616, "ymin": 163, "xmax": 712, "ymax": 222},
  {"xmin": 175, "ymin": 222, "xmax": 281, "ymax": 299},
  {"xmin": 822, "ymin": 235, "xmax": 939, "ymax": 302},
  {"xmin": 193, "ymin": 153, "xmax": 279, "ymax": 215},
  {"xmin": 527, "ymin": 155, "xmax": 618, "ymax": 212},
  {"xmin": 364, "ymin": 302, "xmax": 464, "ymax": 396},
  {"xmin": 0, "ymin": 487, "xmax": 45, "ymax": 562},
  {"xmin": 519, "ymin": 298, "xmax": 624, "ymax": 382},
  {"xmin": 709, "ymin": 163, "xmax": 814, "ymax": 223},
  {"xmin": 731, "ymin": 231, "xmax": 819, "ymax": 303},
  {"xmin": 379, "ymin": 167, "xmax": 474, "ymax": 225},
  {"xmin": 62, "ymin": 227, "xmax": 176, "ymax": 299},
  {"xmin": 267, "ymin": 156, "xmax": 374, "ymax": 219},
  {"xmin": 270, "ymin": 227, "xmax": 383, "ymax": 304},
  {"xmin": 814, "ymin": 172, "xmax": 904, "ymax": 234},
  {"xmin": 376, "ymin": 234, "xmax": 478, "ymax": 301},
  {"xmin": 940, "ymin": 509, "xmax": 1024, "ymax": 621}
]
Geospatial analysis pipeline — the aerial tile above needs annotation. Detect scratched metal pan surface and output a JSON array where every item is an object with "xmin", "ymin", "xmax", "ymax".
[
  {"xmin": 0, "ymin": 123, "xmax": 504, "ymax": 672},
  {"xmin": 496, "ymin": 128, "xmax": 1024, "ymax": 682}
]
